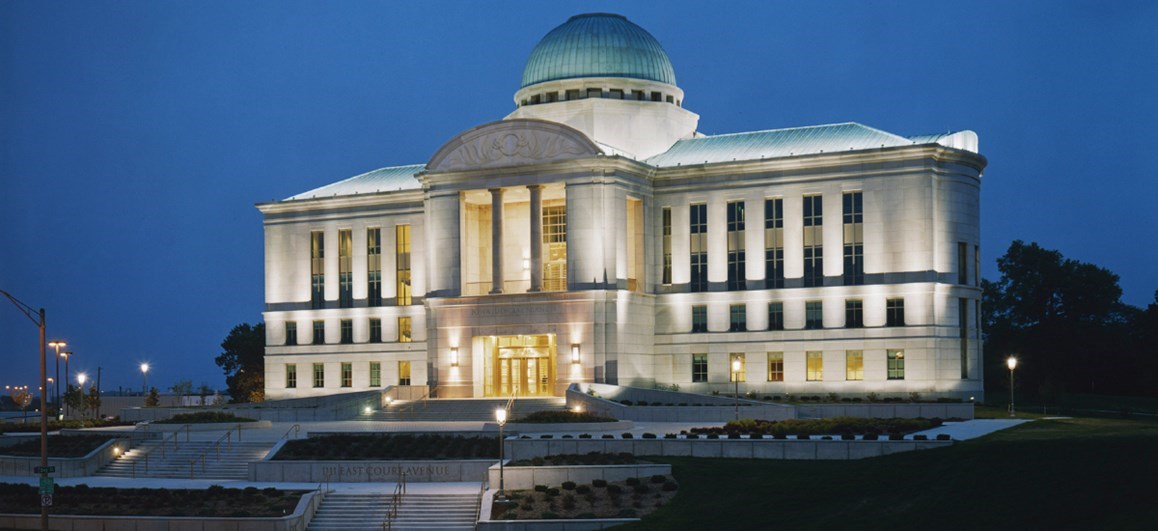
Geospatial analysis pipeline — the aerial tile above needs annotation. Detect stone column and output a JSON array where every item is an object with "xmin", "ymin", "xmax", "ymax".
[
  {"xmin": 489, "ymin": 188, "xmax": 505, "ymax": 294},
  {"xmin": 528, "ymin": 184, "xmax": 543, "ymax": 292}
]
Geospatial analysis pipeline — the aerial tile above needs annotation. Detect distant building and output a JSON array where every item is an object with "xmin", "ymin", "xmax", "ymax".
[{"xmin": 258, "ymin": 14, "xmax": 986, "ymax": 401}]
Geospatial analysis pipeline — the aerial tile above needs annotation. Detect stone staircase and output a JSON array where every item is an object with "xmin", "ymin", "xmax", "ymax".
[
  {"xmin": 95, "ymin": 439, "xmax": 273, "ymax": 480},
  {"xmin": 364, "ymin": 397, "xmax": 567, "ymax": 422},
  {"xmin": 307, "ymin": 492, "xmax": 480, "ymax": 530}
]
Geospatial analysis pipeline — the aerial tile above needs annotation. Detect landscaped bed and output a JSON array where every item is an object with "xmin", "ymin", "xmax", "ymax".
[
  {"xmin": 273, "ymin": 434, "xmax": 498, "ymax": 460},
  {"xmin": 154, "ymin": 411, "xmax": 258, "ymax": 424},
  {"xmin": 687, "ymin": 416, "xmax": 946, "ymax": 438},
  {"xmin": 491, "ymin": 475, "xmax": 678, "ymax": 521},
  {"xmin": 0, "ymin": 418, "xmax": 130, "ymax": 434},
  {"xmin": 0, "ymin": 484, "xmax": 305, "ymax": 517},
  {"xmin": 0, "ymin": 435, "xmax": 113, "ymax": 458},
  {"xmin": 513, "ymin": 410, "xmax": 618, "ymax": 423}
]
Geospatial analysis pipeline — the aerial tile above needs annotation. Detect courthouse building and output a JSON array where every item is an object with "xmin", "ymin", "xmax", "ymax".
[{"xmin": 258, "ymin": 14, "xmax": 987, "ymax": 401}]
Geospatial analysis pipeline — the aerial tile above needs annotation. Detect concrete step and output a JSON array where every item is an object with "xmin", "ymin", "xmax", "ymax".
[
  {"xmin": 95, "ymin": 440, "xmax": 273, "ymax": 479},
  {"xmin": 307, "ymin": 493, "xmax": 480, "ymax": 531},
  {"xmin": 364, "ymin": 397, "xmax": 567, "ymax": 422}
]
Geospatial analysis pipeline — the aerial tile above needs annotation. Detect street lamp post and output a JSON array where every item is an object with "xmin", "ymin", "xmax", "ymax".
[
  {"xmin": 1006, "ymin": 357, "xmax": 1018, "ymax": 417},
  {"xmin": 140, "ymin": 363, "xmax": 149, "ymax": 396},
  {"xmin": 1, "ymin": 288, "xmax": 51, "ymax": 531},
  {"xmin": 495, "ymin": 408, "xmax": 508, "ymax": 503},
  {"xmin": 77, "ymin": 373, "xmax": 87, "ymax": 425},
  {"xmin": 731, "ymin": 357, "xmax": 742, "ymax": 421},
  {"xmin": 48, "ymin": 340, "xmax": 65, "ymax": 414},
  {"xmin": 60, "ymin": 352, "xmax": 71, "ymax": 420}
]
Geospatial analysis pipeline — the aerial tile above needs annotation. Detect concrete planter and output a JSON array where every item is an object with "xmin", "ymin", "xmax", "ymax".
[
  {"xmin": 482, "ymin": 421, "xmax": 633, "ymax": 433},
  {"xmin": 0, "ymin": 490, "xmax": 321, "ymax": 531},
  {"xmin": 504, "ymin": 437, "xmax": 953, "ymax": 461},
  {"xmin": 488, "ymin": 462, "xmax": 671, "ymax": 490},
  {"xmin": 0, "ymin": 437, "xmax": 131, "ymax": 478},
  {"xmin": 477, "ymin": 490, "xmax": 639, "ymax": 530},
  {"xmin": 250, "ymin": 459, "xmax": 494, "ymax": 483}
]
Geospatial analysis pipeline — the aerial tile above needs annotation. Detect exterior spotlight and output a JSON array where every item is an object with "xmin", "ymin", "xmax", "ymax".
[
  {"xmin": 77, "ymin": 373, "xmax": 87, "ymax": 386},
  {"xmin": 571, "ymin": 344, "xmax": 580, "ymax": 364},
  {"xmin": 451, "ymin": 347, "xmax": 459, "ymax": 367},
  {"xmin": 113, "ymin": 446, "xmax": 122, "ymax": 456},
  {"xmin": 364, "ymin": 406, "xmax": 372, "ymax": 415},
  {"xmin": 140, "ymin": 363, "xmax": 150, "ymax": 396},
  {"xmin": 1006, "ymin": 356, "xmax": 1018, "ymax": 417}
]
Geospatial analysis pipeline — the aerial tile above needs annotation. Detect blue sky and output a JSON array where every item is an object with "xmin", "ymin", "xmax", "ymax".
[{"xmin": 2, "ymin": 1, "xmax": 1155, "ymax": 394}]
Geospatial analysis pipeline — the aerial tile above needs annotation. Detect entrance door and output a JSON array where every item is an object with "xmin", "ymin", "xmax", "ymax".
[{"xmin": 484, "ymin": 334, "xmax": 555, "ymax": 397}]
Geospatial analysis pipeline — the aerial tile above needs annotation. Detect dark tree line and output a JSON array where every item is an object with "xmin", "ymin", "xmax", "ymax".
[{"xmin": 983, "ymin": 241, "xmax": 1158, "ymax": 400}]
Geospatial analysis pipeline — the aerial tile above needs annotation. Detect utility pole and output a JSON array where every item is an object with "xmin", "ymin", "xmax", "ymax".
[
  {"xmin": 1, "ymin": 289, "xmax": 50, "ymax": 531},
  {"xmin": 96, "ymin": 367, "xmax": 102, "ymax": 419}
]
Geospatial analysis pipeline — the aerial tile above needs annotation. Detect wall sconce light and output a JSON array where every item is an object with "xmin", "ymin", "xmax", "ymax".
[
  {"xmin": 451, "ymin": 347, "xmax": 459, "ymax": 367},
  {"xmin": 571, "ymin": 344, "xmax": 580, "ymax": 364}
]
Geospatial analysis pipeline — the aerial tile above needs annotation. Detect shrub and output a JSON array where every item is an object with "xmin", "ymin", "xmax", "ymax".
[
  {"xmin": 576, "ymin": 484, "xmax": 591, "ymax": 494},
  {"xmin": 622, "ymin": 433, "xmax": 634, "ymax": 439},
  {"xmin": 579, "ymin": 433, "xmax": 592, "ymax": 439},
  {"xmin": 867, "ymin": 392, "xmax": 880, "ymax": 402},
  {"xmin": 562, "ymin": 434, "xmax": 573, "ymax": 439},
  {"xmin": 539, "ymin": 435, "xmax": 553, "ymax": 439},
  {"xmin": 546, "ymin": 487, "xmax": 560, "ymax": 496},
  {"xmin": 633, "ymin": 483, "xmax": 650, "ymax": 494},
  {"xmin": 663, "ymin": 433, "xmax": 676, "ymax": 439},
  {"xmin": 685, "ymin": 434, "xmax": 699, "ymax": 439},
  {"xmin": 706, "ymin": 433, "xmax": 719, "ymax": 439},
  {"xmin": 820, "ymin": 435, "xmax": 833, "ymax": 440},
  {"xmin": 650, "ymin": 475, "xmax": 667, "ymax": 484},
  {"xmin": 602, "ymin": 434, "xmax": 614, "ymax": 439},
  {"xmin": 936, "ymin": 434, "xmax": 951, "ymax": 441},
  {"xmin": 913, "ymin": 434, "xmax": 928, "ymax": 441},
  {"xmin": 620, "ymin": 400, "xmax": 633, "ymax": 406},
  {"xmin": 534, "ymin": 485, "xmax": 548, "ymax": 492},
  {"xmin": 662, "ymin": 481, "xmax": 679, "ymax": 492},
  {"xmin": 625, "ymin": 477, "xmax": 640, "ymax": 486},
  {"xmin": 592, "ymin": 479, "xmax": 607, "ymax": 488},
  {"xmin": 642, "ymin": 433, "xmax": 657, "ymax": 439},
  {"xmin": 515, "ymin": 411, "xmax": 617, "ymax": 423},
  {"xmin": 636, "ymin": 400, "xmax": 649, "ymax": 406},
  {"xmin": 826, "ymin": 392, "xmax": 839, "ymax": 402},
  {"xmin": 841, "ymin": 432, "xmax": 855, "ymax": 440},
  {"xmin": 561, "ymin": 493, "xmax": 576, "ymax": 510},
  {"xmin": 889, "ymin": 433, "xmax": 904, "ymax": 441},
  {"xmin": 606, "ymin": 484, "xmax": 623, "ymax": 494},
  {"xmin": 863, "ymin": 433, "xmax": 879, "ymax": 441},
  {"xmin": 561, "ymin": 481, "xmax": 576, "ymax": 491}
]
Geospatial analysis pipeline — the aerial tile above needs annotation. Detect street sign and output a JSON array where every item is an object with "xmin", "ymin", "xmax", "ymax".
[
  {"xmin": 41, "ymin": 494, "xmax": 52, "ymax": 507},
  {"xmin": 34, "ymin": 466, "xmax": 55, "ymax": 474},
  {"xmin": 39, "ymin": 476, "xmax": 54, "ymax": 495}
]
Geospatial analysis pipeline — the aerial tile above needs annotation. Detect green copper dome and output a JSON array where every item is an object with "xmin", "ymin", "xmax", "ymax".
[{"xmin": 521, "ymin": 13, "xmax": 677, "ymax": 88}]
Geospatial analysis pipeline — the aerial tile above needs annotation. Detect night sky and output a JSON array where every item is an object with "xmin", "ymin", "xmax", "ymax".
[{"xmin": 2, "ymin": 1, "xmax": 1155, "ymax": 394}]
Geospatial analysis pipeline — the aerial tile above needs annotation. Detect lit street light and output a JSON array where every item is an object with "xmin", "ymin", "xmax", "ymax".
[
  {"xmin": 495, "ymin": 408, "xmax": 509, "ymax": 503},
  {"xmin": 140, "ymin": 363, "xmax": 150, "ymax": 396},
  {"xmin": 1007, "ymin": 356, "xmax": 1018, "ymax": 417},
  {"xmin": 732, "ymin": 357, "xmax": 742, "ymax": 421},
  {"xmin": 61, "ymin": 351, "xmax": 72, "ymax": 420},
  {"xmin": 49, "ymin": 340, "xmax": 66, "ymax": 413}
]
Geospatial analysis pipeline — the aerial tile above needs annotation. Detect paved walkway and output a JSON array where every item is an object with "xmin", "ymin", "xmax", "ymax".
[{"xmin": 913, "ymin": 418, "xmax": 1030, "ymax": 440}]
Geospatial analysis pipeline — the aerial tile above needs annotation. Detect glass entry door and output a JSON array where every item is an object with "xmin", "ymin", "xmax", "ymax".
[{"xmin": 484, "ymin": 334, "xmax": 555, "ymax": 397}]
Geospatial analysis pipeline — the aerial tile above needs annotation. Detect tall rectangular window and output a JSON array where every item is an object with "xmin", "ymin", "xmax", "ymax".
[
  {"xmin": 369, "ymin": 318, "xmax": 382, "ymax": 343},
  {"xmin": 398, "ymin": 361, "xmax": 411, "ymax": 385},
  {"xmin": 396, "ymin": 225, "xmax": 412, "ymax": 305},
  {"xmin": 369, "ymin": 362, "xmax": 381, "ymax": 387},
  {"xmin": 843, "ymin": 192, "xmax": 864, "ymax": 285},
  {"xmin": 398, "ymin": 316, "xmax": 412, "ymax": 343},
  {"xmin": 727, "ymin": 201, "xmax": 745, "ymax": 291},
  {"xmin": 285, "ymin": 322, "xmax": 297, "ymax": 346},
  {"xmin": 845, "ymin": 299, "xmax": 863, "ymax": 328},
  {"xmin": 959, "ymin": 298, "xmax": 969, "ymax": 379},
  {"xmin": 543, "ymin": 204, "xmax": 568, "ymax": 291},
  {"xmin": 974, "ymin": 245, "xmax": 980, "ymax": 287},
  {"xmin": 887, "ymin": 350, "xmax": 905, "ymax": 380},
  {"xmin": 729, "ymin": 304, "xmax": 746, "ymax": 332},
  {"xmin": 691, "ymin": 354, "xmax": 708, "ymax": 383},
  {"xmin": 768, "ymin": 302, "xmax": 784, "ymax": 331},
  {"xmin": 805, "ymin": 300, "xmax": 823, "ymax": 329},
  {"xmin": 691, "ymin": 305, "xmax": 707, "ymax": 333},
  {"xmin": 662, "ymin": 207, "xmax": 672, "ymax": 285},
  {"xmin": 764, "ymin": 198, "xmax": 784, "ymax": 289},
  {"xmin": 690, "ymin": 204, "xmax": 708, "ymax": 292},
  {"xmin": 958, "ymin": 242, "xmax": 968, "ymax": 285},
  {"xmin": 285, "ymin": 364, "xmax": 297, "ymax": 389},
  {"xmin": 767, "ymin": 352, "xmax": 784, "ymax": 382},
  {"xmin": 312, "ymin": 320, "xmax": 325, "ymax": 345},
  {"xmin": 339, "ymin": 229, "xmax": 353, "ymax": 308},
  {"xmin": 312, "ymin": 363, "xmax": 324, "ymax": 388},
  {"xmin": 846, "ymin": 351, "xmax": 863, "ymax": 381},
  {"xmin": 310, "ymin": 231, "xmax": 325, "ymax": 309},
  {"xmin": 367, "ymin": 228, "xmax": 382, "ymax": 307},
  {"xmin": 886, "ymin": 298, "xmax": 905, "ymax": 327},
  {"xmin": 340, "ymin": 319, "xmax": 353, "ymax": 344},
  {"xmin": 340, "ymin": 362, "xmax": 352, "ymax": 387},
  {"xmin": 806, "ymin": 352, "xmax": 823, "ymax": 381},
  {"xmin": 803, "ymin": 195, "xmax": 823, "ymax": 287},
  {"xmin": 730, "ymin": 353, "xmax": 746, "ymax": 382}
]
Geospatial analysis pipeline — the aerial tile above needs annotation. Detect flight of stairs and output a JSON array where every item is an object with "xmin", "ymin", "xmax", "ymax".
[
  {"xmin": 307, "ymin": 492, "xmax": 480, "ymax": 530},
  {"xmin": 364, "ymin": 397, "xmax": 567, "ymax": 422},
  {"xmin": 96, "ymin": 439, "xmax": 273, "ymax": 480}
]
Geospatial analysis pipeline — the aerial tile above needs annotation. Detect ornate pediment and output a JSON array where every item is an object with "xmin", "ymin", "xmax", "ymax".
[{"xmin": 427, "ymin": 119, "xmax": 603, "ymax": 173}]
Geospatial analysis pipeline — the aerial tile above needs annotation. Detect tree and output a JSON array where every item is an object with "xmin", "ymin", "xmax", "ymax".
[
  {"xmin": 86, "ymin": 385, "xmax": 102, "ymax": 419},
  {"xmin": 145, "ymin": 387, "xmax": 160, "ymax": 407},
  {"xmin": 170, "ymin": 380, "xmax": 192, "ymax": 406},
  {"xmin": 7, "ymin": 386, "xmax": 32, "ymax": 424},
  {"xmin": 983, "ymin": 241, "xmax": 1152, "ymax": 398},
  {"xmin": 63, "ymin": 384, "xmax": 83, "ymax": 418},
  {"xmin": 214, "ymin": 323, "xmax": 265, "ymax": 403},
  {"xmin": 197, "ymin": 383, "xmax": 213, "ymax": 406}
]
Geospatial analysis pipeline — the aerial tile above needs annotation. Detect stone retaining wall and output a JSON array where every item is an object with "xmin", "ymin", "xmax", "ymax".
[
  {"xmin": 0, "ymin": 437, "xmax": 131, "ymax": 478},
  {"xmin": 250, "ymin": 459, "xmax": 494, "ymax": 483},
  {"xmin": 504, "ymin": 437, "xmax": 951, "ymax": 461},
  {"xmin": 477, "ymin": 490, "xmax": 638, "ymax": 530},
  {"xmin": 487, "ymin": 462, "xmax": 671, "ymax": 490}
]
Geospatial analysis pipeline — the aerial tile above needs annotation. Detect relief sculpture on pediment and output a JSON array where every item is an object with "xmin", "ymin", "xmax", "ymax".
[{"xmin": 429, "ymin": 119, "xmax": 602, "ymax": 172}]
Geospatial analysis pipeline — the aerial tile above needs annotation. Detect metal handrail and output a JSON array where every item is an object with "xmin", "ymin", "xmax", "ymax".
[
  {"xmin": 473, "ymin": 479, "xmax": 488, "ymax": 530},
  {"xmin": 188, "ymin": 423, "xmax": 243, "ymax": 479},
  {"xmin": 398, "ymin": 387, "xmax": 438, "ymax": 416},
  {"xmin": 384, "ymin": 471, "xmax": 407, "ymax": 530},
  {"xmin": 281, "ymin": 423, "xmax": 301, "ymax": 440}
]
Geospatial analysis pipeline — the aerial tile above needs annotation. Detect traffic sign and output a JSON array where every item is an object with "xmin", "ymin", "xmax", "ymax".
[
  {"xmin": 39, "ymin": 476, "xmax": 54, "ymax": 495},
  {"xmin": 41, "ymin": 494, "xmax": 52, "ymax": 507},
  {"xmin": 34, "ymin": 466, "xmax": 55, "ymax": 474}
]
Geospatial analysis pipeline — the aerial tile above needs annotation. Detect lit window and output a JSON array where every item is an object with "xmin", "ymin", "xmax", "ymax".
[
  {"xmin": 806, "ymin": 352, "xmax": 823, "ymax": 381},
  {"xmin": 730, "ymin": 354, "xmax": 746, "ymax": 383},
  {"xmin": 846, "ymin": 351, "xmax": 863, "ymax": 381},
  {"xmin": 369, "ymin": 318, "xmax": 382, "ymax": 343},
  {"xmin": 886, "ymin": 298, "xmax": 905, "ymax": 327},
  {"xmin": 310, "ymin": 231, "xmax": 325, "ymax": 309},
  {"xmin": 312, "ymin": 320, "xmax": 325, "ymax": 345},
  {"xmin": 843, "ymin": 192, "xmax": 864, "ymax": 286},
  {"xmin": 662, "ymin": 207, "xmax": 672, "ymax": 285},
  {"xmin": 764, "ymin": 198, "xmax": 784, "ymax": 289},
  {"xmin": 369, "ymin": 362, "xmax": 381, "ymax": 387},
  {"xmin": 803, "ymin": 195, "xmax": 823, "ymax": 288},
  {"xmin": 341, "ymin": 362, "xmax": 352, "ymax": 387},
  {"xmin": 691, "ymin": 305, "xmax": 707, "ymax": 333},
  {"xmin": 768, "ymin": 302, "xmax": 784, "ymax": 331},
  {"xmin": 396, "ymin": 225, "xmax": 412, "ymax": 305},
  {"xmin": 805, "ymin": 300, "xmax": 823, "ymax": 330},
  {"xmin": 692, "ymin": 354, "xmax": 708, "ymax": 383},
  {"xmin": 690, "ymin": 204, "xmax": 708, "ymax": 292},
  {"xmin": 340, "ymin": 319, "xmax": 353, "ymax": 344},
  {"xmin": 767, "ymin": 353, "xmax": 783, "ymax": 382},
  {"xmin": 285, "ymin": 364, "xmax": 297, "ymax": 389},
  {"xmin": 729, "ymin": 304, "xmax": 746, "ymax": 332},
  {"xmin": 845, "ymin": 300, "xmax": 863, "ymax": 328},
  {"xmin": 339, "ymin": 229, "xmax": 352, "ymax": 308},
  {"xmin": 727, "ymin": 201, "xmax": 745, "ymax": 291},
  {"xmin": 285, "ymin": 322, "xmax": 297, "ymax": 346},
  {"xmin": 368, "ymin": 228, "xmax": 381, "ymax": 307},
  {"xmin": 398, "ymin": 361, "xmax": 411, "ymax": 386},
  {"xmin": 398, "ymin": 316, "xmax": 412, "ymax": 343},
  {"xmin": 543, "ymin": 204, "xmax": 568, "ymax": 291},
  {"xmin": 312, "ymin": 363, "xmax": 324, "ymax": 388},
  {"xmin": 888, "ymin": 350, "xmax": 905, "ymax": 380}
]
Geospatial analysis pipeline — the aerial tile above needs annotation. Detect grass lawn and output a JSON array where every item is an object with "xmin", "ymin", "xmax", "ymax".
[{"xmin": 620, "ymin": 417, "xmax": 1158, "ymax": 530}]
